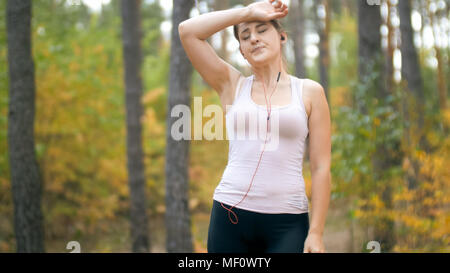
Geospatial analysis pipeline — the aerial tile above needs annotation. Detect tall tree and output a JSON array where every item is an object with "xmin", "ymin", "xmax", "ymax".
[
  {"xmin": 446, "ymin": 0, "xmax": 450, "ymax": 101},
  {"xmin": 314, "ymin": 0, "xmax": 330, "ymax": 101},
  {"xmin": 358, "ymin": 0, "xmax": 386, "ymax": 105},
  {"xmin": 426, "ymin": 0, "xmax": 447, "ymax": 111},
  {"xmin": 289, "ymin": 0, "xmax": 307, "ymax": 78},
  {"xmin": 165, "ymin": 0, "xmax": 194, "ymax": 252},
  {"xmin": 384, "ymin": 0, "xmax": 395, "ymax": 94},
  {"xmin": 399, "ymin": 0, "xmax": 427, "ymax": 189},
  {"xmin": 121, "ymin": 0, "xmax": 150, "ymax": 253},
  {"xmin": 6, "ymin": 0, "xmax": 45, "ymax": 253},
  {"xmin": 358, "ymin": 1, "xmax": 395, "ymax": 252}
]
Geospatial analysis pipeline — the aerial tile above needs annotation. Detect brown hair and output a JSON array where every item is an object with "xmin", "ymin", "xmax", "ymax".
[{"xmin": 233, "ymin": 19, "xmax": 288, "ymax": 72}]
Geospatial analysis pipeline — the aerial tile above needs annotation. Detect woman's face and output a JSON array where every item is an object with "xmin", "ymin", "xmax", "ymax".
[{"xmin": 237, "ymin": 21, "xmax": 285, "ymax": 66}]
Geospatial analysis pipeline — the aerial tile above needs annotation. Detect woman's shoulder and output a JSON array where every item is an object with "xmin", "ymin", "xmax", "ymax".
[
  {"xmin": 291, "ymin": 77, "xmax": 324, "ymax": 96},
  {"xmin": 292, "ymin": 77, "xmax": 326, "ymax": 117},
  {"xmin": 286, "ymin": 74, "xmax": 321, "ymax": 92}
]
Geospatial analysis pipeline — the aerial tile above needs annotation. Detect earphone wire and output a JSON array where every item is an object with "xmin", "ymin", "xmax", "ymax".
[{"xmin": 220, "ymin": 43, "xmax": 284, "ymax": 224}]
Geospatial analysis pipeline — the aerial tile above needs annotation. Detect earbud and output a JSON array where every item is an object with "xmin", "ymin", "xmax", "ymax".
[{"xmin": 281, "ymin": 36, "xmax": 285, "ymax": 41}]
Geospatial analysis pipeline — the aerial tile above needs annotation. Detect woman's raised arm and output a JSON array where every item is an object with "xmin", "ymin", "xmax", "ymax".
[
  {"xmin": 178, "ymin": 0, "xmax": 288, "ymax": 97},
  {"xmin": 178, "ymin": 6, "xmax": 249, "ymax": 95}
]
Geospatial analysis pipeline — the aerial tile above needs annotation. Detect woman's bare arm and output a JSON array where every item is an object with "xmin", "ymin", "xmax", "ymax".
[
  {"xmin": 178, "ymin": 7, "xmax": 250, "ymax": 95},
  {"xmin": 303, "ymin": 79, "xmax": 331, "ymax": 252}
]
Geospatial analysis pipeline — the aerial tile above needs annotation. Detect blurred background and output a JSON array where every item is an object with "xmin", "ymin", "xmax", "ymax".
[{"xmin": 0, "ymin": 0, "xmax": 448, "ymax": 253}]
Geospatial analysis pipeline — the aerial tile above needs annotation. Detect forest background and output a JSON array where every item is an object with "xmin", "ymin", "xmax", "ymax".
[{"xmin": 0, "ymin": 0, "xmax": 448, "ymax": 253}]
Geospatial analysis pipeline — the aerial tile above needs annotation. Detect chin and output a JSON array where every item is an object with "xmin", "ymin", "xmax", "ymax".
[{"xmin": 249, "ymin": 54, "xmax": 275, "ymax": 66}]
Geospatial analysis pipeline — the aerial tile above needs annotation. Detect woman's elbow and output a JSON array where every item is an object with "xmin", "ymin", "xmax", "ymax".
[
  {"xmin": 178, "ymin": 22, "xmax": 186, "ymax": 37},
  {"xmin": 178, "ymin": 20, "xmax": 192, "ymax": 38}
]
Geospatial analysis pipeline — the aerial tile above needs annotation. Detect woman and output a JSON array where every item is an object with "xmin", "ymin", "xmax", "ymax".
[{"xmin": 179, "ymin": 0, "xmax": 331, "ymax": 253}]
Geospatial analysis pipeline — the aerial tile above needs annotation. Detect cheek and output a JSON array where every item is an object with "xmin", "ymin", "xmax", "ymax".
[{"xmin": 241, "ymin": 45, "xmax": 251, "ymax": 55}]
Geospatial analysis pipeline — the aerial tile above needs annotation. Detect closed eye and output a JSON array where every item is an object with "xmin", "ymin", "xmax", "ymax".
[{"xmin": 242, "ymin": 29, "xmax": 267, "ymax": 41}]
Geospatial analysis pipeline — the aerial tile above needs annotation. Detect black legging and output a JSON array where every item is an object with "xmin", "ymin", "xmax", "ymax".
[{"xmin": 207, "ymin": 200, "xmax": 309, "ymax": 253}]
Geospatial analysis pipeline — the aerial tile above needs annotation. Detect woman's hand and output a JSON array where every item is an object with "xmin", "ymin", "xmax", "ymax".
[
  {"xmin": 303, "ymin": 233, "xmax": 326, "ymax": 253},
  {"xmin": 246, "ymin": 0, "xmax": 288, "ymax": 22}
]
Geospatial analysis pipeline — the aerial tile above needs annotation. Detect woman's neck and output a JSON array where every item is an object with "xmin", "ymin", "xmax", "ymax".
[{"xmin": 253, "ymin": 69, "xmax": 288, "ymax": 88}]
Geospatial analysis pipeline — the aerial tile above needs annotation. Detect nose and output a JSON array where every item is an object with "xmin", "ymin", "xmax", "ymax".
[{"xmin": 249, "ymin": 32, "xmax": 260, "ymax": 44}]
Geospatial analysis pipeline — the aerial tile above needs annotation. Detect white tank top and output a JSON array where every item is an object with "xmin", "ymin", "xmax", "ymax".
[{"xmin": 213, "ymin": 74, "xmax": 310, "ymax": 214}]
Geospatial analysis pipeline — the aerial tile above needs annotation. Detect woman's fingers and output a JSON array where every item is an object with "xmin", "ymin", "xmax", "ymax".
[
  {"xmin": 266, "ymin": 0, "xmax": 288, "ymax": 20},
  {"xmin": 274, "ymin": 1, "xmax": 288, "ymax": 14},
  {"xmin": 303, "ymin": 240, "xmax": 310, "ymax": 253},
  {"xmin": 276, "ymin": 2, "xmax": 283, "ymax": 9},
  {"xmin": 281, "ymin": 2, "xmax": 289, "ymax": 11},
  {"xmin": 269, "ymin": 0, "xmax": 283, "ymax": 9}
]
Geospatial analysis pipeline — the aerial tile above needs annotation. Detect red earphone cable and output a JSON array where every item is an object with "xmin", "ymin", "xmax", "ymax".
[{"xmin": 221, "ymin": 67, "xmax": 282, "ymax": 225}]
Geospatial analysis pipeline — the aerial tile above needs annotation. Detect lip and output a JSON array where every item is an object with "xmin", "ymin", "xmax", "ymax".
[{"xmin": 252, "ymin": 46, "xmax": 265, "ymax": 53}]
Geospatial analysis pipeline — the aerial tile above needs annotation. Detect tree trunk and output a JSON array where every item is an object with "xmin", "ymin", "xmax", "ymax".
[
  {"xmin": 427, "ymin": 0, "xmax": 447, "ymax": 111},
  {"xmin": 315, "ymin": 0, "xmax": 330, "ymax": 101},
  {"xmin": 289, "ymin": 0, "xmax": 307, "ymax": 78},
  {"xmin": 121, "ymin": 0, "xmax": 150, "ymax": 253},
  {"xmin": 358, "ymin": 0, "xmax": 386, "ymax": 106},
  {"xmin": 399, "ymin": 0, "xmax": 427, "ymax": 189},
  {"xmin": 399, "ymin": 0, "xmax": 425, "ymax": 117},
  {"xmin": 165, "ymin": 0, "xmax": 194, "ymax": 253},
  {"xmin": 6, "ymin": 0, "xmax": 45, "ymax": 253},
  {"xmin": 385, "ymin": 0, "xmax": 395, "ymax": 95},
  {"xmin": 447, "ymin": 0, "xmax": 450, "ymax": 106},
  {"xmin": 358, "ymin": 1, "xmax": 395, "ymax": 252}
]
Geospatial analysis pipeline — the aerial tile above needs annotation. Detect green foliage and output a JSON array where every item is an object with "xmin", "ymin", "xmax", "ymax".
[
  {"xmin": 331, "ymin": 69, "xmax": 403, "ymax": 198},
  {"xmin": 142, "ymin": 0, "xmax": 164, "ymax": 56},
  {"xmin": 144, "ymin": 44, "xmax": 170, "ymax": 93},
  {"xmin": 331, "ymin": 51, "xmax": 449, "ymax": 251},
  {"xmin": 330, "ymin": 12, "xmax": 358, "ymax": 88},
  {"xmin": 0, "ymin": 0, "xmax": 167, "ymax": 250}
]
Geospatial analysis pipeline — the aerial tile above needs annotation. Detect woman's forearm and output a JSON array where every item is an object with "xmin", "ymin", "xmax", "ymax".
[
  {"xmin": 308, "ymin": 168, "xmax": 331, "ymax": 236},
  {"xmin": 178, "ymin": 7, "xmax": 251, "ymax": 40}
]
